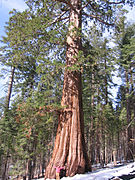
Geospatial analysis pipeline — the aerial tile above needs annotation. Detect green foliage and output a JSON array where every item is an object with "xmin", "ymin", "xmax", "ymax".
[{"xmin": 119, "ymin": 107, "xmax": 127, "ymax": 126}]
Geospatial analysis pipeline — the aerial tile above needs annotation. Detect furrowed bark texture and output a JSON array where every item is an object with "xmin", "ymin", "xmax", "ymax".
[{"xmin": 45, "ymin": 0, "xmax": 90, "ymax": 179}]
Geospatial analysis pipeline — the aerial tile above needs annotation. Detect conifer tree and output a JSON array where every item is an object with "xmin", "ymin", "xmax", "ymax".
[
  {"xmin": 0, "ymin": 7, "xmax": 64, "ymax": 179},
  {"xmin": 115, "ymin": 18, "xmax": 135, "ymax": 160}
]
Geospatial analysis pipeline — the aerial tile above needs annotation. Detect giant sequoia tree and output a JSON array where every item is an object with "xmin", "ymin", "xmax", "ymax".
[
  {"xmin": 45, "ymin": 1, "xmax": 90, "ymax": 178},
  {"xmin": 43, "ymin": 0, "xmax": 134, "ymax": 179},
  {"xmin": 1, "ymin": 0, "xmax": 134, "ymax": 179}
]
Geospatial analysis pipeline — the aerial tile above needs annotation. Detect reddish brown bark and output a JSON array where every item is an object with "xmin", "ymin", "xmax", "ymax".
[
  {"xmin": 5, "ymin": 66, "xmax": 15, "ymax": 109},
  {"xmin": 45, "ymin": 0, "xmax": 91, "ymax": 179}
]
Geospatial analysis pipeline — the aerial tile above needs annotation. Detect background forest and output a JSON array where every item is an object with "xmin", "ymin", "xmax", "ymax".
[{"xmin": 0, "ymin": 0, "xmax": 135, "ymax": 179}]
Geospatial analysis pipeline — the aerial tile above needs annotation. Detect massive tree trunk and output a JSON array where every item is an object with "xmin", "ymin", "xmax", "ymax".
[{"xmin": 45, "ymin": 0, "xmax": 91, "ymax": 179}]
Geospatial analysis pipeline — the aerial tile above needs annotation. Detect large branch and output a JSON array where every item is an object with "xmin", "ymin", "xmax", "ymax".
[
  {"xmin": 53, "ymin": 0, "xmax": 75, "ymax": 10},
  {"xmin": 81, "ymin": 2, "xmax": 90, "ymax": 10},
  {"xmin": 107, "ymin": 0, "xmax": 125, "ymax": 4},
  {"xmin": 53, "ymin": 0, "xmax": 68, "ymax": 3},
  {"xmin": 81, "ymin": 0, "xmax": 125, "ymax": 11},
  {"xmin": 53, "ymin": 0, "xmax": 79, "ymax": 13},
  {"xmin": 83, "ymin": 12, "xmax": 114, "ymax": 26},
  {"xmin": 49, "ymin": 10, "xmax": 69, "ymax": 26}
]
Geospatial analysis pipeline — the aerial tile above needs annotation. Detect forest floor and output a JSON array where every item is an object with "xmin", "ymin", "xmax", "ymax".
[{"xmin": 38, "ymin": 161, "xmax": 135, "ymax": 180}]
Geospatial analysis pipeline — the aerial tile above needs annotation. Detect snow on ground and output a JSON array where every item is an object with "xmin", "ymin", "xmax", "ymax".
[{"xmin": 38, "ymin": 162, "xmax": 135, "ymax": 180}]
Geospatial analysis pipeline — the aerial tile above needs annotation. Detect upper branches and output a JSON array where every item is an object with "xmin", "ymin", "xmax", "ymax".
[
  {"xmin": 49, "ymin": 9, "xmax": 69, "ymax": 26},
  {"xmin": 81, "ymin": 0, "xmax": 134, "ymax": 27},
  {"xmin": 82, "ymin": 12, "xmax": 114, "ymax": 26},
  {"xmin": 53, "ymin": 0, "xmax": 76, "ymax": 11},
  {"xmin": 52, "ymin": 0, "xmax": 127, "ymax": 27}
]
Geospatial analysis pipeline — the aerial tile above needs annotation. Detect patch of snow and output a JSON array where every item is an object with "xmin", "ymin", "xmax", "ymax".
[{"xmin": 36, "ymin": 162, "xmax": 135, "ymax": 180}]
